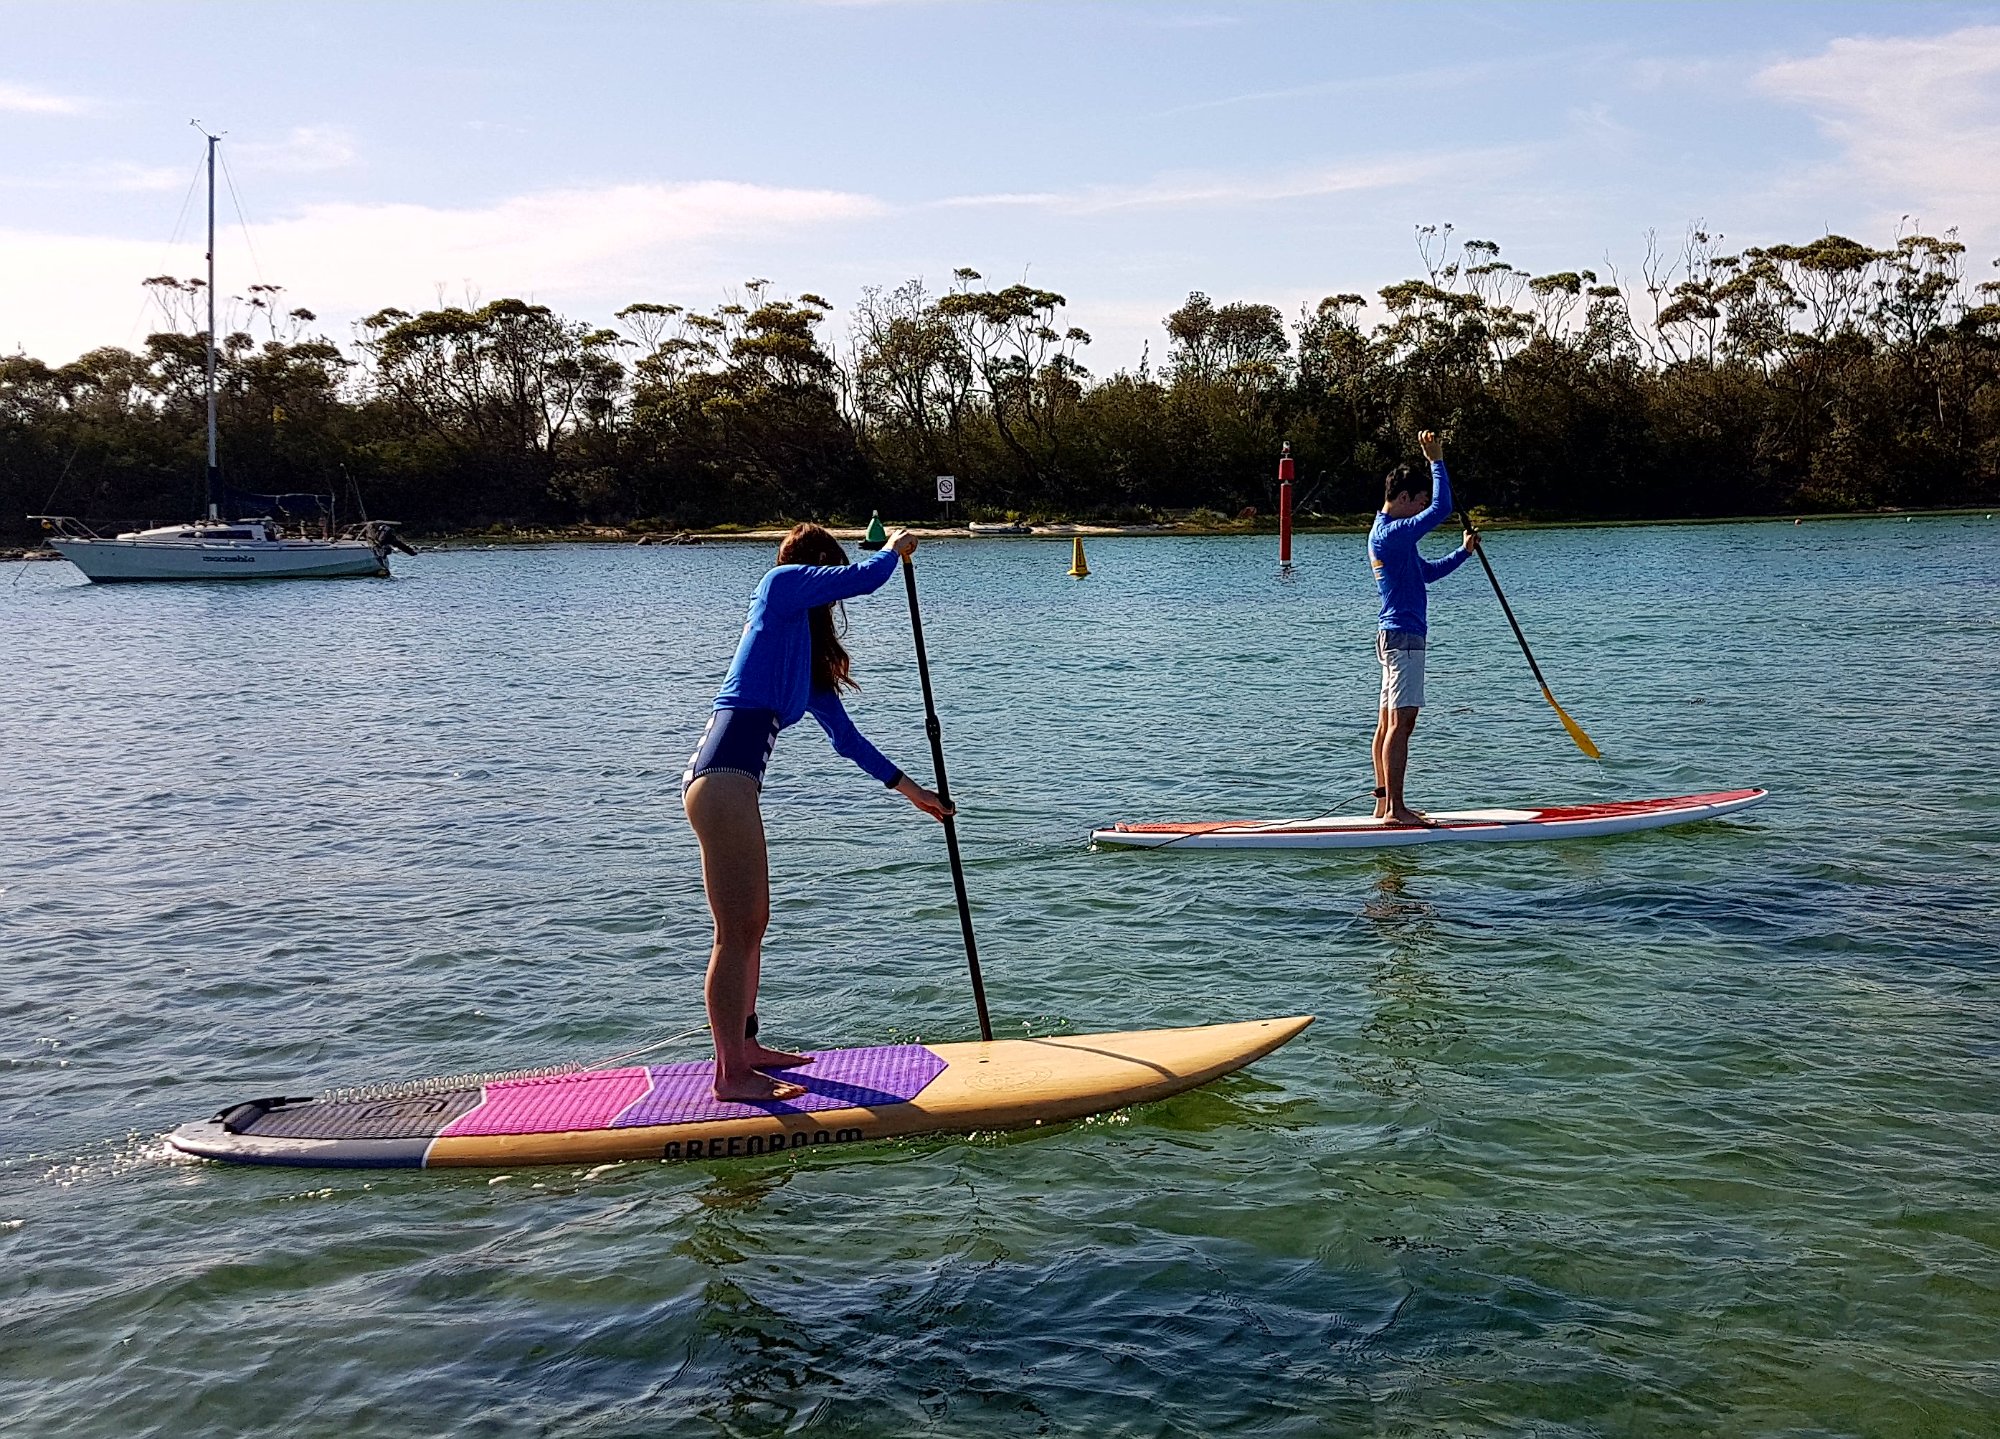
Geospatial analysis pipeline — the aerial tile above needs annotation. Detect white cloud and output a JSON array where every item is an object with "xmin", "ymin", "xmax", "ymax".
[
  {"xmin": 0, "ymin": 161, "xmax": 187, "ymax": 193},
  {"xmin": 940, "ymin": 149, "xmax": 1518, "ymax": 215},
  {"xmin": 1625, "ymin": 55, "xmax": 1737, "ymax": 92},
  {"xmin": 1156, "ymin": 52, "xmax": 1574, "ymax": 121},
  {"xmin": 0, "ymin": 127, "xmax": 351, "ymax": 199},
  {"xmin": 1757, "ymin": 24, "xmax": 2000, "ymax": 236},
  {"xmin": 0, "ymin": 81, "xmax": 88, "ymax": 115},
  {"xmin": 232, "ymin": 126, "xmax": 360, "ymax": 174},
  {"xmin": 95, "ymin": 162, "xmax": 188, "ymax": 192},
  {"xmin": 253, "ymin": 180, "xmax": 887, "ymax": 305},
  {"xmin": 0, "ymin": 179, "xmax": 888, "ymax": 361}
]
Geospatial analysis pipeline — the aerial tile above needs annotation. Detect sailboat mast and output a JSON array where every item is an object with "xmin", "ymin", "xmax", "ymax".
[{"xmin": 204, "ymin": 130, "xmax": 219, "ymax": 521}]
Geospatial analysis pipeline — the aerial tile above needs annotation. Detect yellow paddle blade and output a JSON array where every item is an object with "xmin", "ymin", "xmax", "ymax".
[{"xmin": 1541, "ymin": 686, "xmax": 1603, "ymax": 759}]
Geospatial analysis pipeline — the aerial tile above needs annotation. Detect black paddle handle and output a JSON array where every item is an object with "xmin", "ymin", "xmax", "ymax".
[
  {"xmin": 902, "ymin": 556, "xmax": 994, "ymax": 1042},
  {"xmin": 1457, "ymin": 508, "xmax": 1555, "ymax": 694}
]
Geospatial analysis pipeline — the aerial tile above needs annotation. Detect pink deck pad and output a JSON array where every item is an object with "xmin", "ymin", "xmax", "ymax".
[
  {"xmin": 440, "ymin": 1066, "xmax": 653, "ymax": 1138},
  {"xmin": 438, "ymin": 1045, "xmax": 948, "ymax": 1139}
]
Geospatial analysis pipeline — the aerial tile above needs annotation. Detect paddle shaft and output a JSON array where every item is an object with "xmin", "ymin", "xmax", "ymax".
[
  {"xmin": 901, "ymin": 556, "xmax": 994, "ymax": 1042},
  {"xmin": 1457, "ymin": 509, "xmax": 1556, "ymax": 693}
]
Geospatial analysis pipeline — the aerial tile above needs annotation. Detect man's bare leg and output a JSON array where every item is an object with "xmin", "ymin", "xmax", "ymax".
[
  {"xmin": 1372, "ymin": 707, "xmax": 1392, "ymax": 818},
  {"xmin": 1384, "ymin": 706, "xmax": 1429, "ymax": 825}
]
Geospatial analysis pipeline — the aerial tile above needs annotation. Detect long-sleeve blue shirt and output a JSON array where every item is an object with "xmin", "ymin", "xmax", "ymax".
[
  {"xmin": 1367, "ymin": 459, "xmax": 1472, "ymax": 636},
  {"xmin": 713, "ymin": 545, "xmax": 904, "ymax": 785}
]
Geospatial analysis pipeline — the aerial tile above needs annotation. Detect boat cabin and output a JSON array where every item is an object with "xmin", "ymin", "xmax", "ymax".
[{"xmin": 116, "ymin": 521, "xmax": 280, "ymax": 543}]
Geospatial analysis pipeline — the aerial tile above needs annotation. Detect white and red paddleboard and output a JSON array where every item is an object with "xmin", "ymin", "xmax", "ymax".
[{"xmin": 1091, "ymin": 788, "xmax": 1769, "ymax": 851}]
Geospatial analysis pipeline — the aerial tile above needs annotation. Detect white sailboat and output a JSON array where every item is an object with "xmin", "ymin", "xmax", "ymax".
[{"xmin": 32, "ymin": 128, "xmax": 411, "ymax": 583}]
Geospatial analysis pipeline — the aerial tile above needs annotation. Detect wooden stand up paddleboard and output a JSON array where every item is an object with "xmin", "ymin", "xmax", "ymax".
[
  {"xmin": 168, "ymin": 1017, "xmax": 1313, "ymax": 1170},
  {"xmin": 1093, "ymin": 788, "xmax": 1769, "ymax": 851}
]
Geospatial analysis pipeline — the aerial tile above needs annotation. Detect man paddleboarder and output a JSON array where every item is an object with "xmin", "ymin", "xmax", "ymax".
[{"xmin": 1369, "ymin": 429, "xmax": 1478, "ymax": 824}]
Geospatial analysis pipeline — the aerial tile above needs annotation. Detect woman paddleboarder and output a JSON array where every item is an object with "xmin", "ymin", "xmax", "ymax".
[{"xmin": 684, "ymin": 523, "xmax": 952, "ymax": 1102}]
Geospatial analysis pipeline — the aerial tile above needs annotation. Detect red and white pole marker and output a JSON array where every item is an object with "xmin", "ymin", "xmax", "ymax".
[{"xmin": 1277, "ymin": 441, "xmax": 1295, "ymax": 571}]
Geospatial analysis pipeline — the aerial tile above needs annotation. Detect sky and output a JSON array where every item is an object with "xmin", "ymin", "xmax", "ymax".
[{"xmin": 5, "ymin": 0, "xmax": 2000, "ymax": 371}]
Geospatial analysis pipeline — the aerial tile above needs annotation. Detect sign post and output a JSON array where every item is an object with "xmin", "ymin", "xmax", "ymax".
[{"xmin": 936, "ymin": 474, "xmax": 957, "ymax": 525}]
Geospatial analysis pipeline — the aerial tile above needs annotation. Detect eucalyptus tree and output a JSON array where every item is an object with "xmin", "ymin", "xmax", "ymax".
[
  {"xmin": 934, "ymin": 271, "xmax": 1092, "ymax": 505},
  {"xmin": 356, "ymin": 298, "xmax": 626, "ymax": 523},
  {"xmin": 1163, "ymin": 292, "xmax": 1290, "ymax": 389},
  {"xmin": 1525, "ymin": 271, "xmax": 1592, "ymax": 342},
  {"xmin": 624, "ymin": 285, "xmax": 863, "ymax": 523},
  {"xmin": 850, "ymin": 278, "xmax": 975, "ymax": 487},
  {"xmin": 6, "ymin": 217, "xmax": 2000, "ymax": 547},
  {"xmin": 1293, "ymin": 293, "xmax": 1392, "ymax": 508}
]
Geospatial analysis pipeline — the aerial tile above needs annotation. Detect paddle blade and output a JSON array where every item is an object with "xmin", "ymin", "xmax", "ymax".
[{"xmin": 1541, "ymin": 686, "xmax": 1603, "ymax": 759}]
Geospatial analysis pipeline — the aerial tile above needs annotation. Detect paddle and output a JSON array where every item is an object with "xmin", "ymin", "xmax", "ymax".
[
  {"xmin": 1456, "ymin": 508, "xmax": 1603, "ymax": 760},
  {"xmin": 901, "ymin": 553, "xmax": 995, "ymax": 1042}
]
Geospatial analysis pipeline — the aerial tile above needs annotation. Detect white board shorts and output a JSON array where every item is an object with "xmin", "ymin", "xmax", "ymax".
[{"xmin": 1377, "ymin": 631, "xmax": 1426, "ymax": 710}]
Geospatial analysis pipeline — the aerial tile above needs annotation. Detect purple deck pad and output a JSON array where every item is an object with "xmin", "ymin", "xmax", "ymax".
[
  {"xmin": 616, "ymin": 1043, "xmax": 946, "ymax": 1128},
  {"xmin": 440, "ymin": 1044, "xmax": 946, "ymax": 1138}
]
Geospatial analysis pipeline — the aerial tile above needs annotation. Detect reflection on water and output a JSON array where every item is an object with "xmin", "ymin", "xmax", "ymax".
[
  {"xmin": 1361, "ymin": 851, "xmax": 1434, "ymax": 924},
  {"xmin": 3, "ymin": 520, "xmax": 1998, "ymax": 1435},
  {"xmin": 1348, "ymin": 855, "xmax": 1467, "ymax": 1101}
]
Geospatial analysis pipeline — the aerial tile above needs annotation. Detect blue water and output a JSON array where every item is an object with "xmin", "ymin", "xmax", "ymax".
[{"xmin": 3, "ymin": 518, "xmax": 1997, "ymax": 1436}]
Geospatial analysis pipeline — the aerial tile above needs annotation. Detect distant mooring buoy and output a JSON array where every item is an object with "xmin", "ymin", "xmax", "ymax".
[
  {"xmin": 861, "ymin": 511, "xmax": 887, "ymax": 550},
  {"xmin": 1068, "ymin": 536, "xmax": 1090, "ymax": 578}
]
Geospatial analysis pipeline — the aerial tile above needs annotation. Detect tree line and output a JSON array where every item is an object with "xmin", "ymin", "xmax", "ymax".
[{"xmin": 4, "ymin": 224, "xmax": 1998, "ymax": 543}]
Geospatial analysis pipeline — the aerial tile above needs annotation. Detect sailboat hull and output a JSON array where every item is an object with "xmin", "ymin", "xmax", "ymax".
[{"xmin": 49, "ymin": 538, "xmax": 388, "ymax": 582}]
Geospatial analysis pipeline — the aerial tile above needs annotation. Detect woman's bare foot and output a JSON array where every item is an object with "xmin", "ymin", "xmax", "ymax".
[
  {"xmin": 745, "ymin": 1043, "xmax": 813, "ymax": 1069},
  {"xmin": 714, "ymin": 1069, "xmax": 808, "ymax": 1104},
  {"xmin": 1387, "ymin": 807, "xmax": 1435, "ymax": 827}
]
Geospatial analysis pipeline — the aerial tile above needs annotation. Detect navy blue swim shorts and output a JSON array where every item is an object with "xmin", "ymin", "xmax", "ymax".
[{"xmin": 683, "ymin": 707, "xmax": 780, "ymax": 795}]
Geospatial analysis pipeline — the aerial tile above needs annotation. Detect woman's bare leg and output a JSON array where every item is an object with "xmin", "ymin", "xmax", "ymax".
[{"xmin": 683, "ymin": 772, "xmax": 809, "ymax": 1102}]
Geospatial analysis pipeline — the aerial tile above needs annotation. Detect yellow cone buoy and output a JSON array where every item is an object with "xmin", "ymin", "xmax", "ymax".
[{"xmin": 1067, "ymin": 536, "xmax": 1089, "ymax": 578}]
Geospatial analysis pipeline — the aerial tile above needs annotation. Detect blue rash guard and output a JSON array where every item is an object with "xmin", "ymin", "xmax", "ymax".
[
  {"xmin": 1367, "ymin": 459, "xmax": 1472, "ymax": 636},
  {"xmin": 712, "ymin": 545, "xmax": 904, "ymax": 786}
]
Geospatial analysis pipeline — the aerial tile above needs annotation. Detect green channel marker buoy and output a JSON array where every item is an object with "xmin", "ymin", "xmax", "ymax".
[{"xmin": 861, "ymin": 511, "xmax": 887, "ymax": 550}]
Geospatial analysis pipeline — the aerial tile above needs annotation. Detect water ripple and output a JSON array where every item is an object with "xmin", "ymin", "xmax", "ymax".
[{"xmin": 2, "ymin": 520, "xmax": 1998, "ymax": 1435}]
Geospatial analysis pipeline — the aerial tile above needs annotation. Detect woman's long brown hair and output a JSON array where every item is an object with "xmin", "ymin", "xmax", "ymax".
[{"xmin": 776, "ymin": 522, "xmax": 859, "ymax": 693}]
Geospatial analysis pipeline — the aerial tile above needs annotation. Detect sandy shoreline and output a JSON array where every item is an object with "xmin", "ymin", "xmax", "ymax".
[
  {"xmin": 5, "ymin": 506, "xmax": 1992, "ymax": 560},
  {"xmin": 432, "ymin": 504, "xmax": 2000, "ymax": 547}
]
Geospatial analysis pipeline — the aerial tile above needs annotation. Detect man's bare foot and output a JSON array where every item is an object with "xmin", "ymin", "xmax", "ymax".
[
  {"xmin": 714, "ymin": 1070, "xmax": 808, "ymax": 1104},
  {"xmin": 1387, "ymin": 808, "xmax": 1435, "ymax": 827},
  {"xmin": 745, "ymin": 1043, "xmax": 813, "ymax": 1069}
]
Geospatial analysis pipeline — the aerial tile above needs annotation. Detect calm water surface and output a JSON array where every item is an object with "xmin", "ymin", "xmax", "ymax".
[{"xmin": 2, "ymin": 519, "xmax": 1997, "ymax": 1436}]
